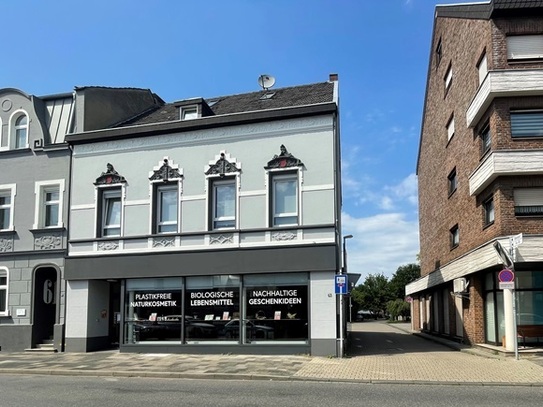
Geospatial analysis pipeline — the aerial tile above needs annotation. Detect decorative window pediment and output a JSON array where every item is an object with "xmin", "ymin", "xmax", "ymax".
[
  {"xmin": 149, "ymin": 158, "xmax": 183, "ymax": 182},
  {"xmin": 205, "ymin": 152, "xmax": 240, "ymax": 177},
  {"xmin": 94, "ymin": 164, "xmax": 126, "ymax": 185},
  {"xmin": 265, "ymin": 145, "xmax": 303, "ymax": 169}
]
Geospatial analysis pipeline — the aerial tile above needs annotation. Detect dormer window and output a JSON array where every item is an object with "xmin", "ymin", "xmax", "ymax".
[{"xmin": 181, "ymin": 106, "xmax": 198, "ymax": 120}]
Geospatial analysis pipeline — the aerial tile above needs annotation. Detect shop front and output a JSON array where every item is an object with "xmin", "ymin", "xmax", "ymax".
[
  {"xmin": 122, "ymin": 273, "xmax": 309, "ymax": 352},
  {"xmin": 65, "ymin": 245, "xmax": 338, "ymax": 356}
]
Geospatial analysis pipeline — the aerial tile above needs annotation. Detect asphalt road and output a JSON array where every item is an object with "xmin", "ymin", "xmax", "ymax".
[{"xmin": 1, "ymin": 375, "xmax": 543, "ymax": 407}]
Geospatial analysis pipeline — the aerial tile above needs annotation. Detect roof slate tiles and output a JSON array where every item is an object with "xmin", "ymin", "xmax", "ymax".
[{"xmin": 120, "ymin": 81, "xmax": 334, "ymax": 127}]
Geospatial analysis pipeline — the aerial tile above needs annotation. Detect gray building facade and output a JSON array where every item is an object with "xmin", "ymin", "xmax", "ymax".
[
  {"xmin": 0, "ymin": 86, "xmax": 161, "ymax": 352},
  {"xmin": 63, "ymin": 76, "xmax": 344, "ymax": 356}
]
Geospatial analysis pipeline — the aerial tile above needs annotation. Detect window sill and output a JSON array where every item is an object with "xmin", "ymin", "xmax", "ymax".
[
  {"xmin": 450, "ymin": 243, "xmax": 459, "ymax": 251},
  {"xmin": 448, "ymin": 189, "xmax": 457, "ymax": 199},
  {"xmin": 0, "ymin": 229, "xmax": 16, "ymax": 236},
  {"xmin": 30, "ymin": 226, "xmax": 66, "ymax": 233},
  {"xmin": 0, "ymin": 147, "xmax": 32, "ymax": 156},
  {"xmin": 482, "ymin": 221, "xmax": 494, "ymax": 231}
]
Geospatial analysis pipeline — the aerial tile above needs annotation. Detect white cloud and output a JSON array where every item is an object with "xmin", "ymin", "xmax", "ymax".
[
  {"xmin": 342, "ymin": 163, "xmax": 419, "ymax": 212},
  {"xmin": 341, "ymin": 211, "xmax": 419, "ymax": 283},
  {"xmin": 384, "ymin": 173, "xmax": 418, "ymax": 206}
]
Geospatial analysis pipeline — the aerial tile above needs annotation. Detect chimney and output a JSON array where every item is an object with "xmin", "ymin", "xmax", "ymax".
[{"xmin": 329, "ymin": 73, "xmax": 338, "ymax": 82}]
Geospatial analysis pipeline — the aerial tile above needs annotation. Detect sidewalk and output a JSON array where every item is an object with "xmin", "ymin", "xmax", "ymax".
[{"xmin": 1, "ymin": 322, "xmax": 543, "ymax": 385}]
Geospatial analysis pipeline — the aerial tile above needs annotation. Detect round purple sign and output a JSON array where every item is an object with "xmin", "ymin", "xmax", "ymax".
[{"xmin": 498, "ymin": 269, "xmax": 515, "ymax": 283}]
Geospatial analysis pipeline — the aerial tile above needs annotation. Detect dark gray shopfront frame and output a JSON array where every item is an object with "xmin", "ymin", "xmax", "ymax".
[{"xmin": 65, "ymin": 244, "xmax": 337, "ymax": 355}]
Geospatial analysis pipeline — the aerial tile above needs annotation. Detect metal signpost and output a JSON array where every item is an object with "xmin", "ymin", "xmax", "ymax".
[
  {"xmin": 498, "ymin": 268, "xmax": 518, "ymax": 360},
  {"xmin": 494, "ymin": 239, "xmax": 521, "ymax": 359},
  {"xmin": 336, "ymin": 274, "xmax": 347, "ymax": 358}
]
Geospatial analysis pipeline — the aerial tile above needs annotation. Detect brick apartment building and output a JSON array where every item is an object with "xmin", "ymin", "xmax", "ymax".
[{"xmin": 406, "ymin": 0, "xmax": 543, "ymax": 348}]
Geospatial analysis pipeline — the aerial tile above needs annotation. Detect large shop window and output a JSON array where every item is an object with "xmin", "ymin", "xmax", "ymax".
[
  {"xmin": 185, "ymin": 275, "xmax": 240, "ymax": 342},
  {"xmin": 484, "ymin": 271, "xmax": 543, "ymax": 346},
  {"xmin": 123, "ymin": 274, "xmax": 308, "ymax": 346},
  {"xmin": 244, "ymin": 273, "xmax": 308, "ymax": 342},
  {"xmin": 125, "ymin": 278, "xmax": 182, "ymax": 343}
]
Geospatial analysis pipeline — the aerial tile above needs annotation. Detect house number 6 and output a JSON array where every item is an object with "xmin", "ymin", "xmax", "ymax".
[{"xmin": 43, "ymin": 279, "xmax": 54, "ymax": 304}]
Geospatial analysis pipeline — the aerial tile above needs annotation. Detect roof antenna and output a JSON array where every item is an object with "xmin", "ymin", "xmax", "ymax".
[{"xmin": 258, "ymin": 74, "xmax": 276, "ymax": 91}]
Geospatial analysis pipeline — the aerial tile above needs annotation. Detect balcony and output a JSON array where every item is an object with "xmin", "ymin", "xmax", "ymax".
[
  {"xmin": 469, "ymin": 149, "xmax": 543, "ymax": 196},
  {"xmin": 467, "ymin": 69, "xmax": 543, "ymax": 128}
]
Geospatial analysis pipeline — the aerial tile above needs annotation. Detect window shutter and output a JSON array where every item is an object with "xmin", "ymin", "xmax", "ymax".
[
  {"xmin": 510, "ymin": 111, "xmax": 543, "ymax": 137},
  {"xmin": 514, "ymin": 188, "xmax": 543, "ymax": 206},
  {"xmin": 507, "ymin": 35, "xmax": 543, "ymax": 59}
]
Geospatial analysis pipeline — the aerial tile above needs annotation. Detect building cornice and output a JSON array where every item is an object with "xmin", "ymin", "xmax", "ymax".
[{"xmin": 65, "ymin": 103, "xmax": 337, "ymax": 145}]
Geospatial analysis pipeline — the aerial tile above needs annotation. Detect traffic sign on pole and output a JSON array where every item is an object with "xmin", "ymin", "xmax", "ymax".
[{"xmin": 335, "ymin": 275, "xmax": 347, "ymax": 295}]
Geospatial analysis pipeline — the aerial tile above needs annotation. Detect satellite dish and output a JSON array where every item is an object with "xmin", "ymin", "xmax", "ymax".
[{"xmin": 258, "ymin": 74, "xmax": 276, "ymax": 90}]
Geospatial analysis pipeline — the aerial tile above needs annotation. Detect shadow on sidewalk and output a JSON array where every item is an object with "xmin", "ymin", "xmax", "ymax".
[{"xmin": 347, "ymin": 323, "xmax": 457, "ymax": 357}]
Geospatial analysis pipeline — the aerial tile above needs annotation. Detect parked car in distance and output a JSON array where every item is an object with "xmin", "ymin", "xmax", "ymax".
[{"xmin": 355, "ymin": 310, "xmax": 375, "ymax": 322}]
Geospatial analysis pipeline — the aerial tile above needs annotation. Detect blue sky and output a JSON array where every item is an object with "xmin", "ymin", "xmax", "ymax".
[{"xmin": 1, "ymin": 0, "xmax": 471, "ymax": 281}]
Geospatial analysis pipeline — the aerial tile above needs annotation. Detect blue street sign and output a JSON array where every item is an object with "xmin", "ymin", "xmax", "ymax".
[{"xmin": 335, "ymin": 275, "xmax": 347, "ymax": 295}]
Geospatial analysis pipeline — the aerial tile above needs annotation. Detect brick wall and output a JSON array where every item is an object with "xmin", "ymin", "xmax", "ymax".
[
  {"xmin": 418, "ymin": 17, "xmax": 491, "ymax": 277},
  {"xmin": 419, "ymin": 15, "xmax": 543, "ymax": 278}
]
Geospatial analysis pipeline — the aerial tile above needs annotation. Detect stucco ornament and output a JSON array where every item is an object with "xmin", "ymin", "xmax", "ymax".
[
  {"xmin": 0, "ymin": 238, "xmax": 13, "ymax": 252},
  {"xmin": 210, "ymin": 234, "xmax": 234, "ymax": 245},
  {"xmin": 35, "ymin": 234, "xmax": 62, "ymax": 250},
  {"xmin": 94, "ymin": 163, "xmax": 126, "ymax": 185},
  {"xmin": 153, "ymin": 237, "xmax": 175, "ymax": 247},
  {"xmin": 265, "ymin": 145, "xmax": 303, "ymax": 169}
]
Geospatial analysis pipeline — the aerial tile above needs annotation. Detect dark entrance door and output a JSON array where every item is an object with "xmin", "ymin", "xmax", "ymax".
[
  {"xmin": 33, "ymin": 267, "xmax": 57, "ymax": 345},
  {"xmin": 108, "ymin": 281, "xmax": 121, "ymax": 348}
]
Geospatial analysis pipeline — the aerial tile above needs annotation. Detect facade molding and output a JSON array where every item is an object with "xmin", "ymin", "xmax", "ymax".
[
  {"xmin": 467, "ymin": 69, "xmax": 543, "ymax": 128},
  {"xmin": 469, "ymin": 149, "xmax": 543, "ymax": 195},
  {"xmin": 72, "ymin": 116, "xmax": 333, "ymax": 157}
]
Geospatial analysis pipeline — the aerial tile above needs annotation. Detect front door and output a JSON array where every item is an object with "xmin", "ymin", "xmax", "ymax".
[{"xmin": 33, "ymin": 267, "xmax": 57, "ymax": 344}]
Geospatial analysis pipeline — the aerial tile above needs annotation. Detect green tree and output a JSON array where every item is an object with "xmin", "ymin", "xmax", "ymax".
[
  {"xmin": 351, "ymin": 273, "xmax": 392, "ymax": 316},
  {"xmin": 386, "ymin": 298, "xmax": 411, "ymax": 321},
  {"xmin": 388, "ymin": 263, "xmax": 420, "ymax": 300}
]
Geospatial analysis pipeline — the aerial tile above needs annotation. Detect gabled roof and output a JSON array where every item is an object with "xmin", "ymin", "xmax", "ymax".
[{"xmin": 120, "ymin": 81, "xmax": 334, "ymax": 127}]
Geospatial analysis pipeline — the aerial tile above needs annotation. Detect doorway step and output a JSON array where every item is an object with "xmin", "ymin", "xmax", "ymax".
[{"xmin": 25, "ymin": 339, "xmax": 58, "ymax": 353}]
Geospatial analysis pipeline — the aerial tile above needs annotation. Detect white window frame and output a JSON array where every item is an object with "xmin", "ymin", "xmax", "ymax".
[
  {"xmin": 477, "ymin": 52, "xmax": 488, "ymax": 86},
  {"xmin": 447, "ymin": 116, "xmax": 455, "ymax": 141},
  {"xmin": 97, "ymin": 187, "xmax": 123, "ymax": 238},
  {"xmin": 0, "ymin": 267, "xmax": 8, "ymax": 316},
  {"xmin": 450, "ymin": 225, "xmax": 459, "ymax": 248},
  {"xmin": 0, "ymin": 184, "xmax": 16, "ymax": 232},
  {"xmin": 507, "ymin": 34, "xmax": 543, "ymax": 60},
  {"xmin": 180, "ymin": 106, "xmax": 199, "ymax": 120},
  {"xmin": 444, "ymin": 65, "xmax": 453, "ymax": 91},
  {"xmin": 9, "ymin": 110, "xmax": 29, "ymax": 150},
  {"xmin": 155, "ymin": 183, "xmax": 179, "ymax": 234},
  {"xmin": 268, "ymin": 170, "xmax": 301, "ymax": 227},
  {"xmin": 33, "ymin": 180, "xmax": 65, "ymax": 229},
  {"xmin": 211, "ymin": 178, "xmax": 237, "ymax": 230}
]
